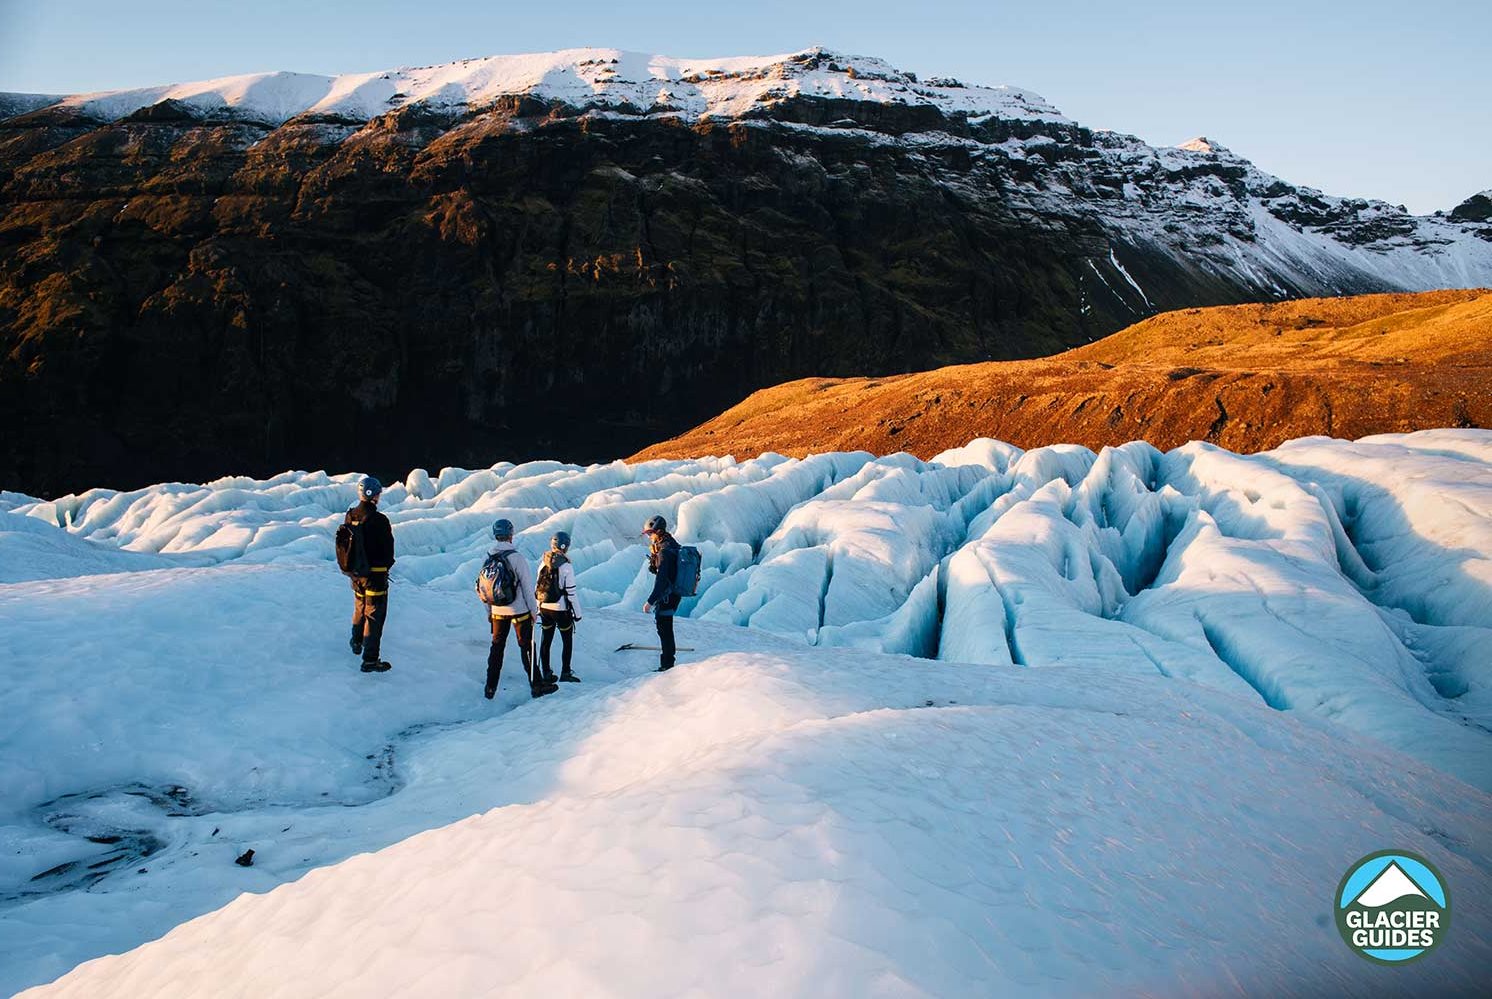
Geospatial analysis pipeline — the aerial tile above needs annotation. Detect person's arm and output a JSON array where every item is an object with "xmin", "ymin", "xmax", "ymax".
[
  {"xmin": 370, "ymin": 513, "xmax": 396, "ymax": 569},
  {"xmin": 561, "ymin": 561, "xmax": 581, "ymax": 618}
]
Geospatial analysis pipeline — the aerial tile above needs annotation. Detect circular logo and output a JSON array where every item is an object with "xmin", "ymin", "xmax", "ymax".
[{"xmin": 1335, "ymin": 850, "xmax": 1449, "ymax": 964}]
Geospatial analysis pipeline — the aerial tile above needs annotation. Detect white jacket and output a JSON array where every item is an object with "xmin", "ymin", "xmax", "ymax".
[
  {"xmin": 485, "ymin": 542, "xmax": 539, "ymax": 618},
  {"xmin": 538, "ymin": 554, "xmax": 582, "ymax": 617}
]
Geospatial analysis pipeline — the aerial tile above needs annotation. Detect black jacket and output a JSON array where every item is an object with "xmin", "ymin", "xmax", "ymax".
[
  {"xmin": 346, "ymin": 502, "xmax": 395, "ymax": 572},
  {"xmin": 647, "ymin": 533, "xmax": 679, "ymax": 606}
]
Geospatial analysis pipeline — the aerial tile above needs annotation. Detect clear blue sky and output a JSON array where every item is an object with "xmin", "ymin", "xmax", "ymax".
[{"xmin": 2, "ymin": 0, "xmax": 1487, "ymax": 214}]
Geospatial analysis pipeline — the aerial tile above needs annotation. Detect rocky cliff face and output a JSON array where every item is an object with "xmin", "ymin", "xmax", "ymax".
[{"xmin": 2, "ymin": 48, "xmax": 1488, "ymax": 495}]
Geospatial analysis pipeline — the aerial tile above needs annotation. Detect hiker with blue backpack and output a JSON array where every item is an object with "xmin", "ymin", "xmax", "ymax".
[
  {"xmin": 476, "ymin": 519, "xmax": 558, "ymax": 700},
  {"xmin": 335, "ymin": 476, "xmax": 396, "ymax": 673},
  {"xmin": 642, "ymin": 515, "xmax": 694, "ymax": 672}
]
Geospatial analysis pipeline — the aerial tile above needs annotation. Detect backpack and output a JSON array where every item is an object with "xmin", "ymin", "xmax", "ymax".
[
  {"xmin": 476, "ymin": 550, "xmax": 518, "ymax": 606},
  {"xmin": 673, "ymin": 545, "xmax": 702, "ymax": 598},
  {"xmin": 335, "ymin": 520, "xmax": 371, "ymax": 577},
  {"xmin": 536, "ymin": 552, "xmax": 568, "ymax": 604}
]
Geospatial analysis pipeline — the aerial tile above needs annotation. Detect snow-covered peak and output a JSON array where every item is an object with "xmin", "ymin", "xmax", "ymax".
[
  {"xmin": 1176, "ymin": 136, "xmax": 1232, "ymax": 155},
  {"xmin": 31, "ymin": 46, "xmax": 1065, "ymax": 126}
]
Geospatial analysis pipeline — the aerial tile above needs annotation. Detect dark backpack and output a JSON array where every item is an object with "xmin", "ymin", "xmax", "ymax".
[
  {"xmin": 673, "ymin": 545, "xmax": 702, "ymax": 597},
  {"xmin": 476, "ymin": 550, "xmax": 518, "ymax": 606},
  {"xmin": 536, "ymin": 552, "xmax": 568, "ymax": 604},
  {"xmin": 336, "ymin": 520, "xmax": 371, "ymax": 577}
]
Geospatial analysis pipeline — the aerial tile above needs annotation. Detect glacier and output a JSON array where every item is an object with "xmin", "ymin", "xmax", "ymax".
[{"xmin": 1, "ymin": 431, "xmax": 1490, "ymax": 995}]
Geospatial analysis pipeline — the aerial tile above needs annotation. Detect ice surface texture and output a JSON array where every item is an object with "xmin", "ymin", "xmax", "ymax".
[{"xmin": 2, "ymin": 431, "xmax": 1490, "ymax": 995}]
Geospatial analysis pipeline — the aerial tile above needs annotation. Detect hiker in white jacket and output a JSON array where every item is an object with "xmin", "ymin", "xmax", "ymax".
[
  {"xmin": 536, "ymin": 531, "xmax": 583, "ymax": 683},
  {"xmin": 478, "ymin": 518, "xmax": 554, "ymax": 700}
]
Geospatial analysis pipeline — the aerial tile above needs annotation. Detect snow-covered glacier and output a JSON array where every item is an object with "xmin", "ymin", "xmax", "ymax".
[{"xmin": 1, "ymin": 431, "xmax": 1489, "ymax": 996}]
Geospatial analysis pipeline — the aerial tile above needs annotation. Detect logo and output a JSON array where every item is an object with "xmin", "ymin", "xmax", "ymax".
[{"xmin": 1335, "ymin": 851, "xmax": 1449, "ymax": 964}]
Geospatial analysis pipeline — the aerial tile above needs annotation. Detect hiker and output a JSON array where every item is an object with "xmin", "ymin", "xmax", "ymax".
[
  {"xmin": 537, "ymin": 532, "xmax": 583, "ymax": 683},
  {"xmin": 477, "ymin": 518, "xmax": 556, "ymax": 700},
  {"xmin": 642, "ymin": 515, "xmax": 682, "ymax": 672},
  {"xmin": 342, "ymin": 475, "xmax": 395, "ymax": 673}
]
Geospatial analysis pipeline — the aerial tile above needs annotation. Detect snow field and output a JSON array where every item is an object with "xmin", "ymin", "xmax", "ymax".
[
  {"xmin": 15, "ymin": 647, "xmax": 1492, "ymax": 997},
  {"xmin": 9, "ymin": 433, "xmax": 1491, "ymax": 787},
  {"xmin": 3, "ymin": 430, "xmax": 1491, "ymax": 994}
]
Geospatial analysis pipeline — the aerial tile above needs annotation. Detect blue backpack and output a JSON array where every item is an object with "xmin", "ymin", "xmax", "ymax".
[
  {"xmin": 673, "ymin": 545, "xmax": 702, "ymax": 597},
  {"xmin": 476, "ymin": 551, "xmax": 518, "ymax": 606}
]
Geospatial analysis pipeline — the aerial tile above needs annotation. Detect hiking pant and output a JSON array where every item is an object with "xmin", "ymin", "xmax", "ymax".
[
  {"xmin": 352, "ymin": 575, "xmax": 389, "ymax": 665},
  {"xmin": 654, "ymin": 596, "xmax": 681, "ymax": 669},
  {"xmin": 488, "ymin": 613, "xmax": 534, "ymax": 689},
  {"xmin": 539, "ymin": 609, "xmax": 574, "ymax": 673}
]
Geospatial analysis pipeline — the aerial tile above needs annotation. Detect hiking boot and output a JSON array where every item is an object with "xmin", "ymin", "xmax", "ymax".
[
  {"xmin": 361, "ymin": 660, "xmax": 392, "ymax": 673},
  {"xmin": 542, "ymin": 667, "xmax": 558, "ymax": 684},
  {"xmin": 350, "ymin": 632, "xmax": 363, "ymax": 656},
  {"xmin": 530, "ymin": 679, "xmax": 559, "ymax": 698},
  {"xmin": 484, "ymin": 682, "xmax": 497, "ymax": 699},
  {"xmin": 656, "ymin": 663, "xmax": 675, "ymax": 673},
  {"xmin": 559, "ymin": 669, "xmax": 580, "ymax": 683}
]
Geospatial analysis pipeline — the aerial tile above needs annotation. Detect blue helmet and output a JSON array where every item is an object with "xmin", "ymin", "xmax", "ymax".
[
  {"xmin": 358, "ymin": 475, "xmax": 383, "ymax": 501},
  {"xmin": 492, "ymin": 518, "xmax": 515, "ymax": 540},
  {"xmin": 551, "ymin": 531, "xmax": 571, "ymax": 551}
]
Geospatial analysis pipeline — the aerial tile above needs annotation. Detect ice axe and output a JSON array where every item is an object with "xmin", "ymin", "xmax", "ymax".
[
  {"xmin": 615, "ymin": 642, "xmax": 696, "ymax": 652},
  {"xmin": 530, "ymin": 622, "xmax": 541, "ymax": 684}
]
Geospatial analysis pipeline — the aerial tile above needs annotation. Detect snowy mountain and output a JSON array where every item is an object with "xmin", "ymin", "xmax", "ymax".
[
  {"xmin": 16, "ymin": 48, "xmax": 1063, "ymax": 126},
  {"xmin": 2, "ymin": 47, "xmax": 1490, "ymax": 495},
  {"xmin": 2, "ymin": 431, "xmax": 1490, "ymax": 995}
]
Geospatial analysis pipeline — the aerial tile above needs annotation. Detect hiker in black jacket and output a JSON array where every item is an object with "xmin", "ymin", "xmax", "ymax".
[
  {"xmin": 345, "ymin": 476, "xmax": 395, "ymax": 673},
  {"xmin": 642, "ymin": 515, "xmax": 681, "ymax": 672}
]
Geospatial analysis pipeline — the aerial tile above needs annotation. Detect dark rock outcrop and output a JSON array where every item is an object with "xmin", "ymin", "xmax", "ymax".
[{"xmin": 1451, "ymin": 190, "xmax": 1492, "ymax": 224}]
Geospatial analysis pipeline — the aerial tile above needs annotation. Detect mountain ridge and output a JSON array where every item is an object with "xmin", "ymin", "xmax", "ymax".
[
  {"xmin": 2, "ymin": 47, "xmax": 1489, "ymax": 494},
  {"xmin": 1, "ymin": 47, "xmax": 1063, "ymax": 128},
  {"xmin": 632, "ymin": 290, "xmax": 1492, "ymax": 462}
]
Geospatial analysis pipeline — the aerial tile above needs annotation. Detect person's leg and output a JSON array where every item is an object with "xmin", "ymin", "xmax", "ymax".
[
  {"xmin": 515, "ymin": 615, "xmax": 540, "ymax": 691},
  {"xmin": 540, "ymin": 613, "xmax": 556, "ymax": 676},
  {"xmin": 558, "ymin": 612, "xmax": 577, "ymax": 680},
  {"xmin": 486, "ymin": 615, "xmax": 511, "ymax": 697},
  {"xmin": 655, "ymin": 610, "xmax": 676, "ymax": 671},
  {"xmin": 350, "ymin": 579, "xmax": 366, "ymax": 654},
  {"xmin": 362, "ymin": 588, "xmax": 388, "ymax": 664}
]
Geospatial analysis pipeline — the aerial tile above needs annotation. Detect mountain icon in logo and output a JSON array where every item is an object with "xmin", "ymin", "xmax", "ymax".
[{"xmin": 1352, "ymin": 861, "xmax": 1434, "ymax": 908}]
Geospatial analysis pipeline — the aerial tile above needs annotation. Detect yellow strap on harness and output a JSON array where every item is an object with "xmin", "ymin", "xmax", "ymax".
[
  {"xmin": 369, "ymin": 566, "xmax": 389, "ymax": 572},
  {"xmin": 363, "ymin": 588, "xmax": 388, "ymax": 597},
  {"xmin": 491, "ymin": 610, "xmax": 532, "ymax": 623}
]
